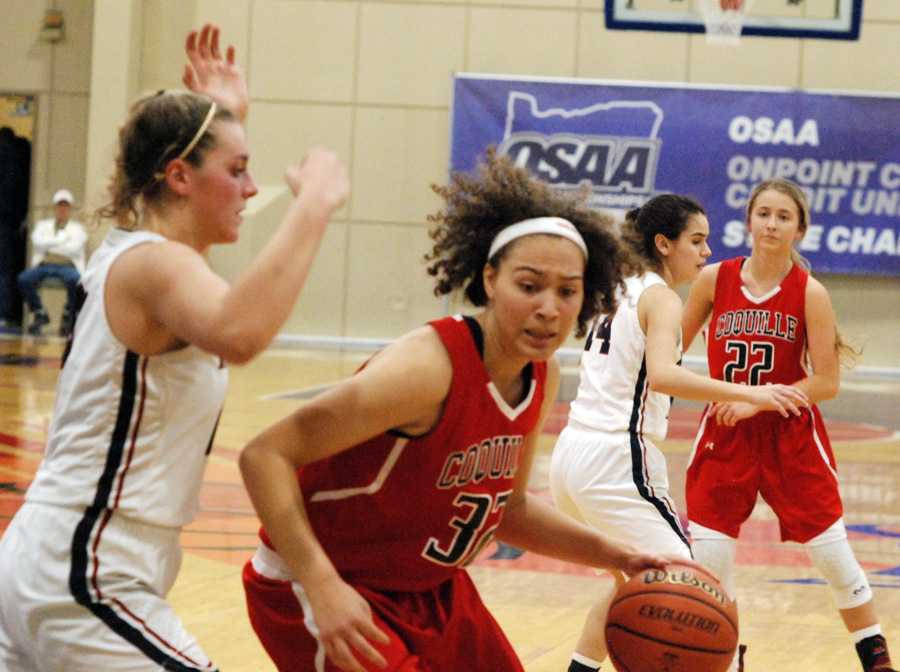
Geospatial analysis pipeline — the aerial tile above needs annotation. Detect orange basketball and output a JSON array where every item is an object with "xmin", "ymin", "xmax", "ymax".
[{"xmin": 605, "ymin": 563, "xmax": 738, "ymax": 672}]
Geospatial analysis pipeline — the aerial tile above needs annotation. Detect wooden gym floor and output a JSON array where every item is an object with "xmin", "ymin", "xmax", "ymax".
[{"xmin": 1, "ymin": 335, "xmax": 898, "ymax": 671}]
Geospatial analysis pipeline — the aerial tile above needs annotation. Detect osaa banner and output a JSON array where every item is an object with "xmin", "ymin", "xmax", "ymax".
[{"xmin": 451, "ymin": 75, "xmax": 900, "ymax": 277}]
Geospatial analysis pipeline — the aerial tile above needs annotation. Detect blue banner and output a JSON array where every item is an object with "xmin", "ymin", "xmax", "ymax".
[{"xmin": 451, "ymin": 75, "xmax": 900, "ymax": 277}]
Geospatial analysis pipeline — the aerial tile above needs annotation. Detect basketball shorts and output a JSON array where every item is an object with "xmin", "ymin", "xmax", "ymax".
[
  {"xmin": 550, "ymin": 423, "xmax": 692, "ymax": 558},
  {"xmin": 686, "ymin": 405, "xmax": 843, "ymax": 543},
  {"xmin": 243, "ymin": 543, "xmax": 524, "ymax": 672},
  {"xmin": 0, "ymin": 502, "xmax": 216, "ymax": 672}
]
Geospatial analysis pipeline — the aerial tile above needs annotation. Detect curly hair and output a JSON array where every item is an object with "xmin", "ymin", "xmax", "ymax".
[
  {"xmin": 97, "ymin": 90, "xmax": 235, "ymax": 230},
  {"xmin": 620, "ymin": 193, "xmax": 705, "ymax": 271},
  {"xmin": 424, "ymin": 149, "xmax": 635, "ymax": 337}
]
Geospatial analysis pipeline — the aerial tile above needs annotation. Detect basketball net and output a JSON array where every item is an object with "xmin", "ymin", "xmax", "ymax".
[{"xmin": 700, "ymin": 0, "xmax": 751, "ymax": 46}]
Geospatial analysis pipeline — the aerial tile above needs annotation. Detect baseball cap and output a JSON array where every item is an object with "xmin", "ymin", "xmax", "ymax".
[{"xmin": 52, "ymin": 189, "xmax": 74, "ymax": 205}]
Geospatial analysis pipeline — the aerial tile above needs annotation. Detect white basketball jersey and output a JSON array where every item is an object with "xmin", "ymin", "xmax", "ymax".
[
  {"xmin": 567, "ymin": 272, "xmax": 678, "ymax": 441},
  {"xmin": 26, "ymin": 228, "xmax": 229, "ymax": 528}
]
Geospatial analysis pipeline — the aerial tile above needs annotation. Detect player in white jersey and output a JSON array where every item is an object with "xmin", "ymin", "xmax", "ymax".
[
  {"xmin": 0, "ymin": 25, "xmax": 348, "ymax": 671},
  {"xmin": 550, "ymin": 194, "xmax": 809, "ymax": 672}
]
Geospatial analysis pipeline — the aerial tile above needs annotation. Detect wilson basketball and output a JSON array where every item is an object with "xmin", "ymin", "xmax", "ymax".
[{"xmin": 605, "ymin": 563, "xmax": 738, "ymax": 672}]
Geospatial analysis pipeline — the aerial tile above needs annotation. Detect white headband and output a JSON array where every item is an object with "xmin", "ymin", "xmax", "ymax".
[{"xmin": 488, "ymin": 217, "xmax": 588, "ymax": 261}]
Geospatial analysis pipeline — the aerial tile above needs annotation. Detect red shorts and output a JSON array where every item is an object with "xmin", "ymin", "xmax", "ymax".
[
  {"xmin": 686, "ymin": 405, "xmax": 843, "ymax": 543},
  {"xmin": 242, "ymin": 551, "xmax": 523, "ymax": 672}
]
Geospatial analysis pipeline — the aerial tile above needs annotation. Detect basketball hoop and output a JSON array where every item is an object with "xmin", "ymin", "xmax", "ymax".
[{"xmin": 700, "ymin": 0, "xmax": 750, "ymax": 46}]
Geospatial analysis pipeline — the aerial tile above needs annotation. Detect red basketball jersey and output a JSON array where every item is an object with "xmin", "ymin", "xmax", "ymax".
[
  {"xmin": 706, "ymin": 257, "xmax": 809, "ymax": 386},
  {"xmin": 260, "ymin": 315, "xmax": 547, "ymax": 592}
]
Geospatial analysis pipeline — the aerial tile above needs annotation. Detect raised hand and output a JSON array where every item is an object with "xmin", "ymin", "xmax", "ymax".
[
  {"xmin": 183, "ymin": 24, "xmax": 248, "ymax": 122},
  {"xmin": 306, "ymin": 575, "xmax": 390, "ymax": 671},
  {"xmin": 284, "ymin": 148, "xmax": 350, "ymax": 215}
]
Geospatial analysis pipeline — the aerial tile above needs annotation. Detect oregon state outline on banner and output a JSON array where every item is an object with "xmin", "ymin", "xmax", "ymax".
[{"xmin": 450, "ymin": 74, "xmax": 900, "ymax": 277}]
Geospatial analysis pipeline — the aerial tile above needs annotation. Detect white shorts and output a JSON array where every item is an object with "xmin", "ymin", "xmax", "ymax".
[
  {"xmin": 550, "ymin": 424, "xmax": 691, "ymax": 559},
  {"xmin": 0, "ymin": 502, "xmax": 216, "ymax": 672}
]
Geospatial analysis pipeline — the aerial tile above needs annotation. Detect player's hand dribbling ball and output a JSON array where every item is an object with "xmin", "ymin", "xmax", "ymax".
[{"xmin": 605, "ymin": 563, "xmax": 738, "ymax": 672}]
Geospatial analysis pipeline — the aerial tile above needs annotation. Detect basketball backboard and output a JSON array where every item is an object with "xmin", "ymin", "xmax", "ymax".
[{"xmin": 604, "ymin": 0, "xmax": 862, "ymax": 40}]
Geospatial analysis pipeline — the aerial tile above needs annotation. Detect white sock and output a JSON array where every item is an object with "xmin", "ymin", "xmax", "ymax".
[
  {"xmin": 573, "ymin": 652, "xmax": 602, "ymax": 666},
  {"xmin": 572, "ymin": 652, "xmax": 602, "ymax": 670},
  {"xmin": 852, "ymin": 624, "xmax": 883, "ymax": 644}
]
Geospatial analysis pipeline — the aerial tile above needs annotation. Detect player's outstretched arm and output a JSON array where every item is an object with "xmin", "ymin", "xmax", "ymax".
[
  {"xmin": 641, "ymin": 285, "xmax": 808, "ymax": 414},
  {"xmin": 494, "ymin": 361, "xmax": 708, "ymax": 576},
  {"xmin": 115, "ymin": 149, "xmax": 348, "ymax": 362},
  {"xmin": 498, "ymin": 487, "xmax": 706, "ymax": 577}
]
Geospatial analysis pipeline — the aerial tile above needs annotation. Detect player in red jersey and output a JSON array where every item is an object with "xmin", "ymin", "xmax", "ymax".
[
  {"xmin": 682, "ymin": 178, "xmax": 895, "ymax": 672},
  {"xmin": 239, "ymin": 151, "xmax": 705, "ymax": 672}
]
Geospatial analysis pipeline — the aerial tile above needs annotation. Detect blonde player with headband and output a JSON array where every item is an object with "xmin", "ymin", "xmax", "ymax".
[
  {"xmin": 550, "ymin": 193, "xmax": 809, "ymax": 672},
  {"xmin": 0, "ymin": 24, "xmax": 347, "ymax": 671},
  {"xmin": 238, "ymin": 151, "xmax": 707, "ymax": 672}
]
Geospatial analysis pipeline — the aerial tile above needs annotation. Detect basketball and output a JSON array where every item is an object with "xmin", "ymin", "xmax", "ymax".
[{"xmin": 605, "ymin": 564, "xmax": 738, "ymax": 672}]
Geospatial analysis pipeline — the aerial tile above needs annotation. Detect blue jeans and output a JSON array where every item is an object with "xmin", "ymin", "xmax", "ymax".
[{"xmin": 17, "ymin": 264, "xmax": 81, "ymax": 316}]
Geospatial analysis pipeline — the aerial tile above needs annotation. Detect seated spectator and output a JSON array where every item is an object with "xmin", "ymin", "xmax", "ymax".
[{"xmin": 18, "ymin": 189, "xmax": 87, "ymax": 336}]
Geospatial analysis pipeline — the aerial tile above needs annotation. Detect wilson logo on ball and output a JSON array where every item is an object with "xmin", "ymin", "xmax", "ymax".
[{"xmin": 642, "ymin": 567, "xmax": 730, "ymax": 605}]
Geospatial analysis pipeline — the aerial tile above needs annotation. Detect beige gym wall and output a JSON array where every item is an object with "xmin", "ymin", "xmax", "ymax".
[
  {"xmin": 1, "ymin": 0, "xmax": 93, "ymax": 216},
  {"xmin": 3, "ymin": 0, "xmax": 898, "ymax": 368}
]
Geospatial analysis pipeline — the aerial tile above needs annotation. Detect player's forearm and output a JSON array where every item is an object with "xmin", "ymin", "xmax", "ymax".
[
  {"xmin": 496, "ymin": 494, "xmax": 631, "ymax": 572},
  {"xmin": 648, "ymin": 361, "xmax": 755, "ymax": 404},
  {"xmin": 214, "ymin": 194, "xmax": 333, "ymax": 360},
  {"xmin": 790, "ymin": 372, "xmax": 839, "ymax": 404},
  {"xmin": 239, "ymin": 441, "xmax": 340, "ymax": 587}
]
